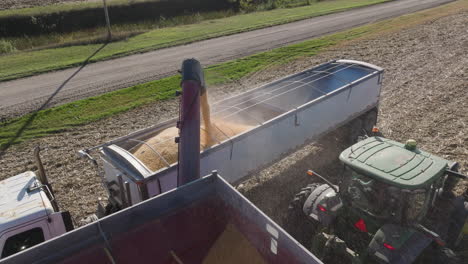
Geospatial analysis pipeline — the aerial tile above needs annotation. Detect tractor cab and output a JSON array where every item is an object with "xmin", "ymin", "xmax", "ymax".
[{"xmin": 339, "ymin": 137, "xmax": 451, "ymax": 225}]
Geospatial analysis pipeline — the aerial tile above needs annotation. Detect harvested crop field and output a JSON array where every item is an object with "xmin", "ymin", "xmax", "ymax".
[{"xmin": 0, "ymin": 5, "xmax": 467, "ymax": 259}]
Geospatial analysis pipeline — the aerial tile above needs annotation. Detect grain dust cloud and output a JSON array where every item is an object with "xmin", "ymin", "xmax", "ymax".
[{"xmin": 133, "ymin": 92, "xmax": 253, "ymax": 171}]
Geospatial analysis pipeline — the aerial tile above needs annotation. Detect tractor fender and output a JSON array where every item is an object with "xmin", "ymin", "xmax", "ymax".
[
  {"xmin": 367, "ymin": 224, "xmax": 431, "ymax": 264},
  {"xmin": 303, "ymin": 184, "xmax": 342, "ymax": 227}
]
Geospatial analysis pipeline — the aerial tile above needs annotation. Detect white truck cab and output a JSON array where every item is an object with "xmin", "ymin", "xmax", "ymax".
[{"xmin": 0, "ymin": 171, "xmax": 73, "ymax": 259}]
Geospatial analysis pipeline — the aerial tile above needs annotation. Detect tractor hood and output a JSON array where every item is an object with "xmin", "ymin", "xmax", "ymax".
[{"xmin": 340, "ymin": 137, "xmax": 449, "ymax": 189}]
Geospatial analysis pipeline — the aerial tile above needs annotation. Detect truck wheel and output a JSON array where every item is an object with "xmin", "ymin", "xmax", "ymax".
[
  {"xmin": 104, "ymin": 203, "xmax": 120, "ymax": 216},
  {"xmin": 348, "ymin": 118, "xmax": 364, "ymax": 143},
  {"xmin": 285, "ymin": 183, "xmax": 320, "ymax": 245},
  {"xmin": 363, "ymin": 110, "xmax": 378, "ymax": 134}
]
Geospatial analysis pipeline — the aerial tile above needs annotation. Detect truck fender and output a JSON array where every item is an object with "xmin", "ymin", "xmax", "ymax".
[
  {"xmin": 303, "ymin": 184, "xmax": 342, "ymax": 227},
  {"xmin": 367, "ymin": 224, "xmax": 431, "ymax": 264}
]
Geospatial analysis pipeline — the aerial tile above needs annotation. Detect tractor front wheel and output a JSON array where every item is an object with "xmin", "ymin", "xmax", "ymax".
[{"xmin": 284, "ymin": 183, "xmax": 320, "ymax": 245}]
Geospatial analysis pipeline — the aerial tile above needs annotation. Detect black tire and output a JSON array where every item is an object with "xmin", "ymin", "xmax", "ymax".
[
  {"xmin": 363, "ymin": 110, "xmax": 378, "ymax": 134},
  {"xmin": 446, "ymin": 199, "xmax": 468, "ymax": 248},
  {"xmin": 104, "ymin": 202, "xmax": 120, "ymax": 216},
  {"xmin": 443, "ymin": 164, "xmax": 460, "ymax": 197},
  {"xmin": 348, "ymin": 118, "xmax": 364, "ymax": 143},
  {"xmin": 284, "ymin": 183, "xmax": 320, "ymax": 245},
  {"xmin": 433, "ymin": 247, "xmax": 460, "ymax": 264},
  {"xmin": 417, "ymin": 245, "xmax": 461, "ymax": 264}
]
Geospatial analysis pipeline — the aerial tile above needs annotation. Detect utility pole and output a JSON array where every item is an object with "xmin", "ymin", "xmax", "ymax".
[{"xmin": 102, "ymin": 0, "xmax": 112, "ymax": 41}]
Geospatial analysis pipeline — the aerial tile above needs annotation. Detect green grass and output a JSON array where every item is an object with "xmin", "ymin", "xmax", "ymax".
[
  {"xmin": 2, "ymin": 10, "xmax": 236, "ymax": 52},
  {"xmin": 3, "ymin": 2, "xmax": 311, "ymax": 52},
  {"xmin": 0, "ymin": 0, "xmax": 389, "ymax": 81}
]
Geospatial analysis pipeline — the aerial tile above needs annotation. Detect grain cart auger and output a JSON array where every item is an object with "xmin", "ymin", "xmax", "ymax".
[{"xmin": 287, "ymin": 136, "xmax": 468, "ymax": 264}]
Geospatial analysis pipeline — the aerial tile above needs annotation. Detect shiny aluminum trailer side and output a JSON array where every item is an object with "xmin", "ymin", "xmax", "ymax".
[
  {"xmin": 1, "ymin": 172, "xmax": 322, "ymax": 264},
  {"xmin": 87, "ymin": 59, "xmax": 384, "ymax": 208}
]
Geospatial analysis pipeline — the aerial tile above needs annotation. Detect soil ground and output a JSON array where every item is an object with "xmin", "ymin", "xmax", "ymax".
[{"xmin": 0, "ymin": 7, "xmax": 466, "ymax": 261}]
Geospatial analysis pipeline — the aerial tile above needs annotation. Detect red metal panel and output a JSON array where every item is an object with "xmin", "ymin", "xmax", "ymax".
[
  {"xmin": 59, "ymin": 244, "xmax": 113, "ymax": 264},
  {"xmin": 225, "ymin": 203, "xmax": 306, "ymax": 264},
  {"xmin": 109, "ymin": 199, "xmax": 226, "ymax": 264}
]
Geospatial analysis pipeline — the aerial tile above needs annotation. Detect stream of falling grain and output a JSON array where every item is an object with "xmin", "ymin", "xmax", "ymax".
[
  {"xmin": 201, "ymin": 93, "xmax": 215, "ymax": 147},
  {"xmin": 132, "ymin": 92, "xmax": 253, "ymax": 172}
]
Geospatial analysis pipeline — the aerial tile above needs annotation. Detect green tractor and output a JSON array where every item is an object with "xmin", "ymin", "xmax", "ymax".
[{"xmin": 287, "ymin": 136, "xmax": 468, "ymax": 264}]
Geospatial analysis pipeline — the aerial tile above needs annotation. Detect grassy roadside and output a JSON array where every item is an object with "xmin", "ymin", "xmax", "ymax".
[
  {"xmin": 1, "ymin": 0, "xmax": 466, "ymax": 150},
  {"xmin": 0, "ymin": 0, "xmax": 389, "ymax": 81},
  {"xmin": 3, "ymin": 10, "xmax": 236, "ymax": 52}
]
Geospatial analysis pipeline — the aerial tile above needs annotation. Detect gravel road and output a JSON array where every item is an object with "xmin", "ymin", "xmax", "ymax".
[
  {"xmin": 0, "ymin": 0, "xmax": 455, "ymax": 118},
  {"xmin": 0, "ymin": 5, "xmax": 466, "ymax": 254}
]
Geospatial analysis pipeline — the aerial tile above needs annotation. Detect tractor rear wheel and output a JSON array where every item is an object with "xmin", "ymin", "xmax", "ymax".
[
  {"xmin": 416, "ymin": 245, "xmax": 461, "ymax": 264},
  {"xmin": 433, "ymin": 247, "xmax": 460, "ymax": 264},
  {"xmin": 284, "ymin": 183, "xmax": 320, "ymax": 245},
  {"xmin": 446, "ymin": 199, "xmax": 468, "ymax": 248}
]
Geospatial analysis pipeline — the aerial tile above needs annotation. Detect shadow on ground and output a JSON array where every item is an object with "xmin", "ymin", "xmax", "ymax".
[
  {"xmin": 241, "ymin": 129, "xmax": 349, "ymax": 244},
  {"xmin": 0, "ymin": 43, "xmax": 108, "ymax": 156}
]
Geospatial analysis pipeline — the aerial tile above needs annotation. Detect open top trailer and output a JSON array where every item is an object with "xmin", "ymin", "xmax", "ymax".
[{"xmin": 84, "ymin": 59, "xmax": 384, "ymax": 209}]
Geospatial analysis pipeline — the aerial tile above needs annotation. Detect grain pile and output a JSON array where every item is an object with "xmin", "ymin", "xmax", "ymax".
[
  {"xmin": 132, "ymin": 93, "xmax": 253, "ymax": 171},
  {"xmin": 203, "ymin": 223, "xmax": 266, "ymax": 264},
  {"xmin": 201, "ymin": 93, "xmax": 215, "ymax": 147}
]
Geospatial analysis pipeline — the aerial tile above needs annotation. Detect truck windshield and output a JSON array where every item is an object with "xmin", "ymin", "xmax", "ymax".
[
  {"xmin": 344, "ymin": 168, "xmax": 397, "ymax": 218},
  {"xmin": 1, "ymin": 228, "xmax": 45, "ymax": 258}
]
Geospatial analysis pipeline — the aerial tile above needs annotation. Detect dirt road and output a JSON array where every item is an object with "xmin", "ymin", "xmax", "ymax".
[{"xmin": 0, "ymin": 0, "xmax": 455, "ymax": 118}]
